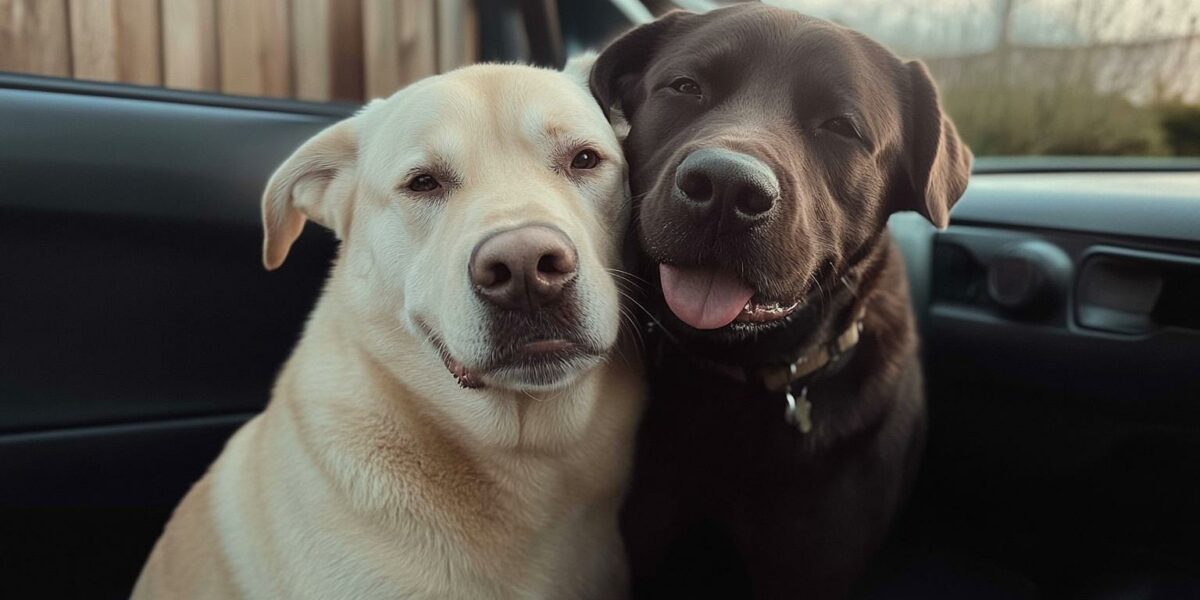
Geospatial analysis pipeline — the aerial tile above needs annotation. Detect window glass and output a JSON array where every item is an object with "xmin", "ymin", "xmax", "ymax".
[{"xmin": 769, "ymin": 0, "xmax": 1200, "ymax": 156}]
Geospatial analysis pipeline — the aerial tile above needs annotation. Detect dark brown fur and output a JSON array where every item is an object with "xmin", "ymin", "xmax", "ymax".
[{"xmin": 591, "ymin": 5, "xmax": 972, "ymax": 599}]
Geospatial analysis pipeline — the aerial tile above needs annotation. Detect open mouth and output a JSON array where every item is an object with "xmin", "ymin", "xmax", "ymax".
[
  {"xmin": 659, "ymin": 263, "xmax": 800, "ymax": 330},
  {"xmin": 737, "ymin": 298, "xmax": 801, "ymax": 323}
]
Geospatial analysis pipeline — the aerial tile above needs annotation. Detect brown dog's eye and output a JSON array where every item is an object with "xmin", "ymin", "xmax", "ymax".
[
  {"xmin": 408, "ymin": 174, "xmax": 440, "ymax": 192},
  {"xmin": 570, "ymin": 149, "xmax": 601, "ymax": 170},
  {"xmin": 820, "ymin": 117, "xmax": 861, "ymax": 140},
  {"xmin": 669, "ymin": 77, "xmax": 702, "ymax": 96}
]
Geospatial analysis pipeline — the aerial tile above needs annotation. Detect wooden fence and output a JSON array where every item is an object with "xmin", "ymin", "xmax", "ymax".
[{"xmin": 0, "ymin": 0, "xmax": 477, "ymax": 102}]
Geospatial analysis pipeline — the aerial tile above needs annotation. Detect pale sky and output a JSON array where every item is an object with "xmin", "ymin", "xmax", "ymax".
[{"xmin": 766, "ymin": 0, "xmax": 1200, "ymax": 56}]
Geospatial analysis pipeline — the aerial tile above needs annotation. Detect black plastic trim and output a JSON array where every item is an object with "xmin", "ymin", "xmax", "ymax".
[
  {"xmin": 0, "ymin": 86, "xmax": 340, "ymax": 227},
  {"xmin": 952, "ymin": 172, "xmax": 1200, "ymax": 244},
  {"xmin": 0, "ymin": 412, "xmax": 254, "ymax": 446},
  {"xmin": 0, "ymin": 72, "xmax": 359, "ymax": 118},
  {"xmin": 0, "ymin": 412, "xmax": 253, "ymax": 507},
  {"xmin": 973, "ymin": 156, "xmax": 1200, "ymax": 174}
]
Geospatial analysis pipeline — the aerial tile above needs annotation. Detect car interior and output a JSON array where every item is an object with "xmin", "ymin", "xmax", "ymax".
[{"xmin": 1, "ymin": 1, "xmax": 1197, "ymax": 598}]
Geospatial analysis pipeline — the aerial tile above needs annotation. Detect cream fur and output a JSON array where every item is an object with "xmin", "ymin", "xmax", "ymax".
[{"xmin": 132, "ymin": 64, "xmax": 642, "ymax": 600}]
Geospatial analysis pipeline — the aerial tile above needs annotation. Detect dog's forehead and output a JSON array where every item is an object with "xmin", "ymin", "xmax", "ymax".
[
  {"xmin": 659, "ymin": 9, "xmax": 878, "ymax": 81},
  {"xmin": 364, "ymin": 66, "xmax": 614, "ymax": 161},
  {"xmin": 646, "ymin": 7, "xmax": 902, "ymax": 129}
]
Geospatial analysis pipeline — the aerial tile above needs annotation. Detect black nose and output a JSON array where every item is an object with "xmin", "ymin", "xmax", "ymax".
[
  {"xmin": 674, "ymin": 148, "xmax": 780, "ymax": 226},
  {"xmin": 470, "ymin": 225, "xmax": 577, "ymax": 311}
]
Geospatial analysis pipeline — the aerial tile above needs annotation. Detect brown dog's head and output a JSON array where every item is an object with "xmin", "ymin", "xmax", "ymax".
[{"xmin": 591, "ymin": 4, "xmax": 971, "ymax": 347}]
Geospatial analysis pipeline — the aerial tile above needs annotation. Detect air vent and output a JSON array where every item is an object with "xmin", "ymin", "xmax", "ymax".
[{"xmin": 932, "ymin": 242, "xmax": 986, "ymax": 303}]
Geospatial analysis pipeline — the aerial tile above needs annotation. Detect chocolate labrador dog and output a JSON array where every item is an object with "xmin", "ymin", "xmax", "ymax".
[{"xmin": 590, "ymin": 5, "xmax": 972, "ymax": 599}]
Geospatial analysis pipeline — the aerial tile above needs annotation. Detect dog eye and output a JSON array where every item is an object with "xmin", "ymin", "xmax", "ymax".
[
  {"xmin": 570, "ymin": 149, "xmax": 601, "ymax": 170},
  {"xmin": 820, "ymin": 117, "xmax": 861, "ymax": 140},
  {"xmin": 408, "ymin": 174, "xmax": 440, "ymax": 192},
  {"xmin": 669, "ymin": 77, "xmax": 702, "ymax": 96}
]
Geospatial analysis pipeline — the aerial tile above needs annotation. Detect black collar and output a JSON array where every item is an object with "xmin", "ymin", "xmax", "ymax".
[
  {"xmin": 651, "ymin": 306, "xmax": 865, "ymax": 392},
  {"xmin": 647, "ymin": 305, "xmax": 865, "ymax": 434}
]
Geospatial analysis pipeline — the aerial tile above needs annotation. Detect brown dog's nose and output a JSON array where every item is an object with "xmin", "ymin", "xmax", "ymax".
[
  {"xmin": 674, "ymin": 148, "xmax": 780, "ymax": 226},
  {"xmin": 470, "ymin": 225, "xmax": 577, "ymax": 311}
]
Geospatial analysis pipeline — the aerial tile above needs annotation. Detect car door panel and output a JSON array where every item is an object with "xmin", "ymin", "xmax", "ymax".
[
  {"xmin": 0, "ymin": 75, "xmax": 349, "ymax": 598},
  {"xmin": 885, "ymin": 171, "xmax": 1200, "ymax": 595}
]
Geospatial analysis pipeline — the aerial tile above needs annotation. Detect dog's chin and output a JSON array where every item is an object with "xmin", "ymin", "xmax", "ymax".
[
  {"xmin": 425, "ymin": 325, "xmax": 608, "ymax": 392},
  {"xmin": 483, "ymin": 350, "xmax": 606, "ymax": 393}
]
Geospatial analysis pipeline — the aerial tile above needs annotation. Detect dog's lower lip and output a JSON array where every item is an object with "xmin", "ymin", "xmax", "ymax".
[
  {"xmin": 520, "ymin": 339, "xmax": 575, "ymax": 354},
  {"xmin": 647, "ymin": 261, "xmax": 803, "ymax": 329},
  {"xmin": 442, "ymin": 353, "xmax": 482, "ymax": 388},
  {"xmin": 500, "ymin": 338, "xmax": 590, "ymax": 366},
  {"xmin": 735, "ymin": 299, "xmax": 800, "ymax": 323},
  {"xmin": 419, "ymin": 322, "xmax": 485, "ymax": 389}
]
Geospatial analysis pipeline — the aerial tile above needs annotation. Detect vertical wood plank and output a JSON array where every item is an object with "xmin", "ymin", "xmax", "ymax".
[
  {"xmin": 436, "ymin": 0, "xmax": 478, "ymax": 73},
  {"xmin": 292, "ymin": 0, "xmax": 363, "ymax": 102},
  {"xmin": 162, "ymin": 0, "xmax": 218, "ymax": 91},
  {"xmin": 0, "ymin": 0, "xmax": 71, "ymax": 77},
  {"xmin": 462, "ymin": 2, "xmax": 479, "ymax": 69},
  {"xmin": 68, "ymin": 0, "xmax": 161, "ymax": 85},
  {"xmin": 364, "ymin": 0, "xmax": 436, "ymax": 100},
  {"xmin": 217, "ymin": 0, "xmax": 291, "ymax": 98},
  {"xmin": 115, "ymin": 0, "xmax": 161, "ymax": 84},
  {"xmin": 68, "ymin": 0, "xmax": 118, "ymax": 81}
]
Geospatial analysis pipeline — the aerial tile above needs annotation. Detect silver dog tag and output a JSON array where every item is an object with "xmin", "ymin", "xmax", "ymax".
[{"xmin": 784, "ymin": 386, "xmax": 813, "ymax": 434}]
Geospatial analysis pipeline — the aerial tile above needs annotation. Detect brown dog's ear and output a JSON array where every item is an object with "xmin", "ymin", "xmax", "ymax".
[
  {"xmin": 899, "ymin": 60, "xmax": 973, "ymax": 229},
  {"xmin": 590, "ymin": 11, "xmax": 693, "ymax": 119},
  {"xmin": 262, "ymin": 120, "xmax": 357, "ymax": 270}
]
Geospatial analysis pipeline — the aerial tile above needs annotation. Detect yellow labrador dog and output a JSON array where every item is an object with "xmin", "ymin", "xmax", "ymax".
[{"xmin": 133, "ymin": 63, "xmax": 642, "ymax": 599}]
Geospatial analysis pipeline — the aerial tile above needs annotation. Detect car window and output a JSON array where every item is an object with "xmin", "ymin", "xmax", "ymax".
[
  {"xmin": 766, "ymin": 0, "xmax": 1200, "ymax": 157},
  {"xmin": 4, "ymin": 1, "xmax": 1197, "ymax": 158},
  {"xmin": 0, "ymin": 0, "xmax": 477, "ymax": 103}
]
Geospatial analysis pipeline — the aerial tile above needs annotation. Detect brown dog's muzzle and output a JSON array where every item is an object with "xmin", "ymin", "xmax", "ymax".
[{"xmin": 672, "ymin": 148, "xmax": 780, "ymax": 232}]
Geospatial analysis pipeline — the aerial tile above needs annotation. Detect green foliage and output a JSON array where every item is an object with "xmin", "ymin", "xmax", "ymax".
[
  {"xmin": 1157, "ymin": 103, "xmax": 1200, "ymax": 156},
  {"xmin": 941, "ymin": 84, "xmax": 1171, "ymax": 157}
]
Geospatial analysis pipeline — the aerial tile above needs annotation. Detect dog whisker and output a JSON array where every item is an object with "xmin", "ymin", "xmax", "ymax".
[
  {"xmin": 615, "ymin": 292, "xmax": 649, "ymax": 352},
  {"xmin": 617, "ymin": 288, "xmax": 681, "ymax": 347},
  {"xmin": 606, "ymin": 267, "xmax": 651, "ymax": 287},
  {"xmin": 841, "ymin": 275, "xmax": 860, "ymax": 299}
]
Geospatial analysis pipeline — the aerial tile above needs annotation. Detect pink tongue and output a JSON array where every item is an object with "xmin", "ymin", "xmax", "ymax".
[{"xmin": 659, "ymin": 264, "xmax": 754, "ymax": 330}]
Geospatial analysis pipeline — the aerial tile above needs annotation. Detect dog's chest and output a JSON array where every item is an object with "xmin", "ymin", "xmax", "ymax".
[{"xmin": 640, "ymin": 355, "xmax": 879, "ymax": 487}]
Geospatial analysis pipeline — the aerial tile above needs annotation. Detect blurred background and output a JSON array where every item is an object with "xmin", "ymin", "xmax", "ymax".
[
  {"xmin": 2, "ymin": 0, "xmax": 1198, "ymax": 157},
  {"xmin": 778, "ymin": 0, "xmax": 1200, "ymax": 157}
]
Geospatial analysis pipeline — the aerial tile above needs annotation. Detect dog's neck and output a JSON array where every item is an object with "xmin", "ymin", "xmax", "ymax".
[
  {"xmin": 256, "ymin": 300, "xmax": 639, "ymax": 585},
  {"xmin": 268, "ymin": 293, "xmax": 639, "ymax": 544}
]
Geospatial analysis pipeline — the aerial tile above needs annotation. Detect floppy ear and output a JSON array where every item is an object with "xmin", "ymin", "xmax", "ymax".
[
  {"xmin": 899, "ymin": 60, "xmax": 973, "ymax": 229},
  {"xmin": 590, "ymin": 10, "xmax": 693, "ymax": 119},
  {"xmin": 562, "ymin": 51, "xmax": 598, "ymax": 88},
  {"xmin": 261, "ymin": 120, "xmax": 357, "ymax": 270}
]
